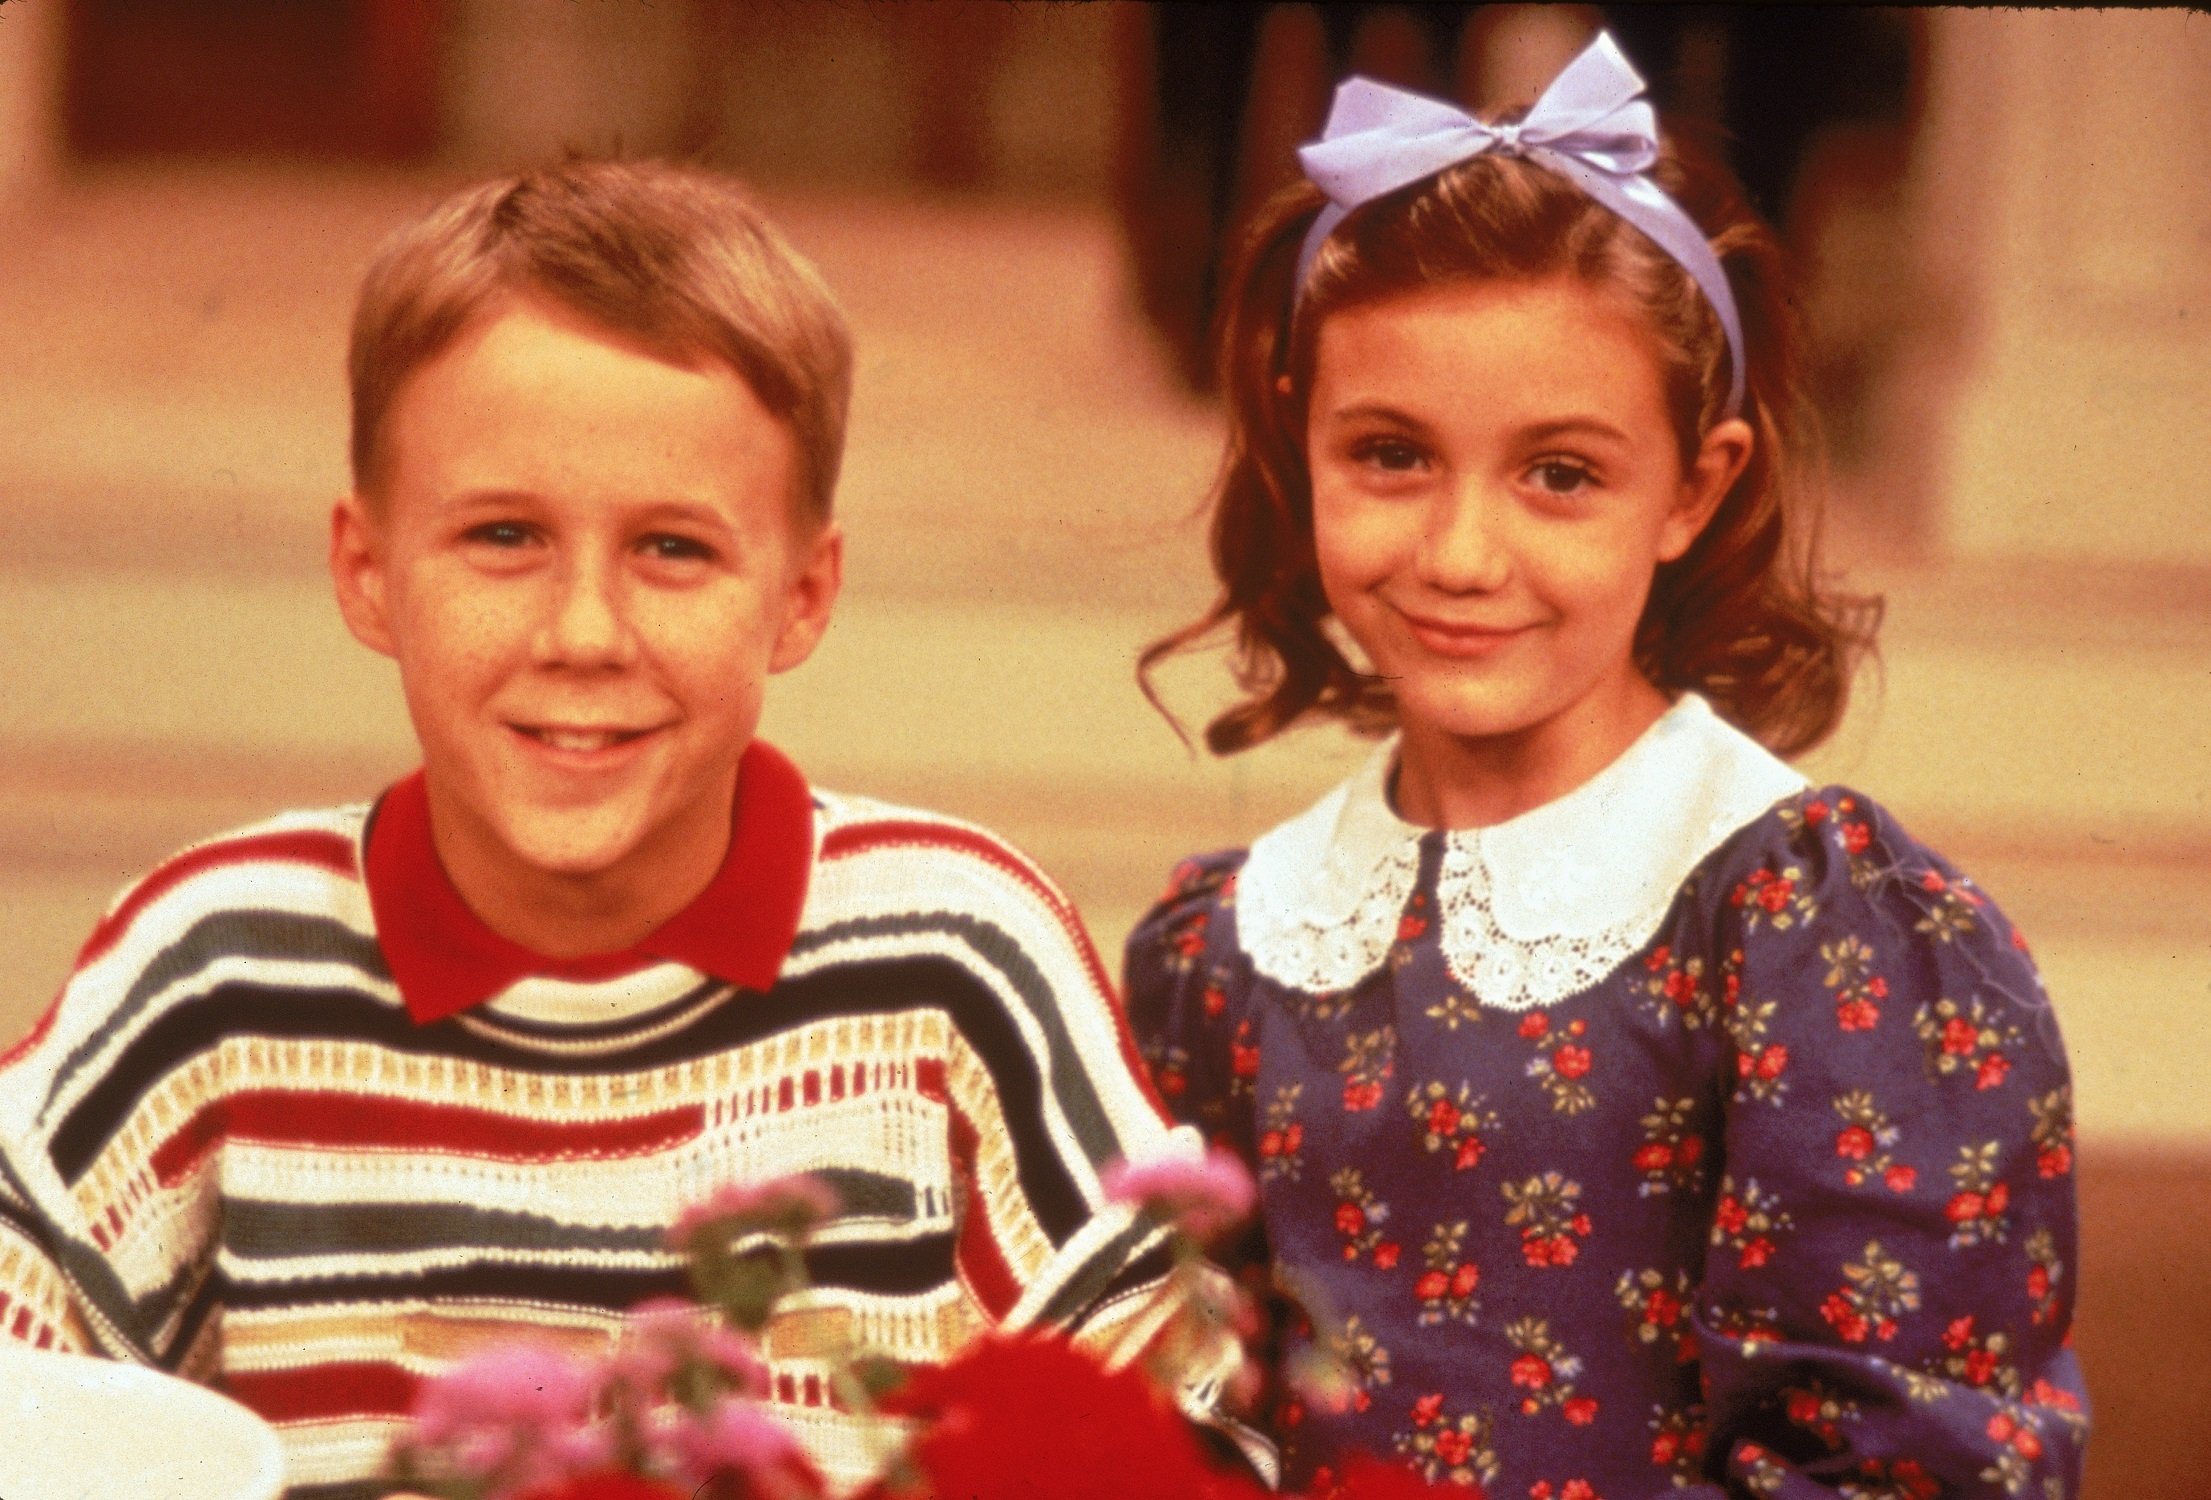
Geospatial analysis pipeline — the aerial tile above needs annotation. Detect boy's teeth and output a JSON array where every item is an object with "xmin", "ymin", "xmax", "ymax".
[{"xmin": 536, "ymin": 729, "xmax": 623, "ymax": 752}]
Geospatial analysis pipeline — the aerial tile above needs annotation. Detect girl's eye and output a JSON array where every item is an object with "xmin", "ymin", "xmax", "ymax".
[
  {"xmin": 1351, "ymin": 436, "xmax": 1430, "ymax": 474},
  {"xmin": 1528, "ymin": 459, "xmax": 1597, "ymax": 496}
]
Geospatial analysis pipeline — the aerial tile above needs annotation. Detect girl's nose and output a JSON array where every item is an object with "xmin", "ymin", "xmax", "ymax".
[
  {"xmin": 1416, "ymin": 485, "xmax": 1513, "ymax": 594},
  {"xmin": 535, "ymin": 554, "xmax": 639, "ymax": 668}
]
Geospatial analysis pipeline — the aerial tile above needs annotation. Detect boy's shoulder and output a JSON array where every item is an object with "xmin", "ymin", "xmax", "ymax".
[
  {"xmin": 802, "ymin": 786, "xmax": 1105, "ymax": 964},
  {"xmin": 68, "ymin": 802, "xmax": 373, "ymax": 976}
]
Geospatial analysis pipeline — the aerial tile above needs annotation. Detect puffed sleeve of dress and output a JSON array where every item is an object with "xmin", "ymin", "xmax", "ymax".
[
  {"xmin": 1690, "ymin": 791, "xmax": 2088, "ymax": 1498},
  {"xmin": 1122, "ymin": 850, "xmax": 1259, "ymax": 1163}
]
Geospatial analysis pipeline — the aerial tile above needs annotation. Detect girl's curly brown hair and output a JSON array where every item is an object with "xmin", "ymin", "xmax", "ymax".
[{"xmin": 1141, "ymin": 128, "xmax": 1879, "ymax": 760}]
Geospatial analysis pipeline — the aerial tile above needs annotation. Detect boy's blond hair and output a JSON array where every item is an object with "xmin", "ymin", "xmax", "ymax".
[{"xmin": 349, "ymin": 158, "xmax": 852, "ymax": 524}]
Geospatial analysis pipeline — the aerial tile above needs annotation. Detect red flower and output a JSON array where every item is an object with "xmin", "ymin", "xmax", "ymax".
[
  {"xmin": 1518, "ymin": 1013, "xmax": 1551, "ymax": 1040},
  {"xmin": 1510, "ymin": 1354, "xmax": 1552, "ymax": 1389},
  {"xmin": 1449, "ymin": 1263, "xmax": 1480, "ymax": 1300},
  {"xmin": 1428, "ymin": 1099, "xmax": 1460, "ymax": 1136},
  {"xmin": 1754, "ymin": 1045, "xmax": 1789, "ymax": 1080},
  {"xmin": 1283, "ymin": 1123, "xmax": 1304, "ymax": 1154},
  {"xmin": 1336, "ymin": 1202, "xmax": 1367, "ymax": 1237},
  {"xmin": 1786, "ymin": 1390, "xmax": 1823, "ymax": 1426},
  {"xmin": 1836, "ymin": 998, "xmax": 1879, "ymax": 1031},
  {"xmin": 1987, "ymin": 1182, "xmax": 2011, "ymax": 1215},
  {"xmin": 1431, "ymin": 1428, "xmax": 1472, "ymax": 1467},
  {"xmin": 1842, "ymin": 821, "xmax": 1871, "ymax": 854},
  {"xmin": 1633, "ymin": 1142, "xmax": 1675, "ymax": 1173},
  {"xmin": 1644, "ymin": 1290, "xmax": 1681, "ymax": 1328},
  {"xmin": 1567, "ymin": 1019, "xmax": 1587, "ymax": 1037},
  {"xmin": 1373, "ymin": 1241, "xmax": 1402, "ymax": 1271},
  {"xmin": 1884, "ymin": 1164, "xmax": 1918, "ymax": 1193},
  {"xmin": 1201, "ymin": 986, "xmax": 1227, "ymax": 1018},
  {"xmin": 1965, "ymin": 1349, "xmax": 1999, "ymax": 1386},
  {"xmin": 1561, "ymin": 1481, "xmax": 1597, "ymax": 1500},
  {"xmin": 1547, "ymin": 1236, "xmax": 1580, "ymax": 1267},
  {"xmin": 1738, "ymin": 1238, "xmax": 1774, "ymax": 1270},
  {"xmin": 1231, "ymin": 1042, "xmax": 1260, "ymax": 1078},
  {"xmin": 1943, "ymin": 1316, "xmax": 1977, "ymax": 1350},
  {"xmin": 1562, "ymin": 1397, "xmax": 1598, "ymax": 1426},
  {"xmin": 1804, "ymin": 800, "xmax": 1829, "ymax": 824},
  {"xmin": 1836, "ymin": 1125, "xmax": 1875, "ymax": 1160},
  {"xmin": 2012, "ymin": 1426, "xmax": 2043, "ymax": 1460},
  {"xmin": 1415, "ymin": 1270, "xmax": 1450, "ymax": 1303},
  {"xmin": 1342, "ymin": 1080, "xmax": 1383, "ymax": 1112},
  {"xmin": 1411, "ymin": 1393, "xmax": 1445, "ymax": 1428},
  {"xmin": 2026, "ymin": 1266, "xmax": 2052, "ymax": 1299},
  {"xmin": 2037, "ymin": 1145, "xmax": 2072, "ymax": 1179},
  {"xmin": 1922, "ymin": 870, "xmax": 1948, "ymax": 893},
  {"xmin": 1453, "ymin": 1136, "xmax": 1487, "ymax": 1171},
  {"xmin": 1650, "ymin": 1432, "xmax": 1680, "ymax": 1465},
  {"xmin": 1645, "ymin": 945, "xmax": 1672, "ymax": 971},
  {"xmin": 1258, "ymin": 1130, "xmax": 1284, "ymax": 1159},
  {"xmin": 1946, "ymin": 1191, "xmax": 1986, "ymax": 1223},
  {"xmin": 1159, "ymin": 1068, "xmax": 1187, "ymax": 1098},
  {"xmin": 1986, "ymin": 1413, "xmax": 2016, "ymax": 1443},
  {"xmin": 1714, "ymin": 1196, "xmax": 1748, "ymax": 1234},
  {"xmin": 875, "ymin": 1334, "xmax": 1242, "ymax": 1500},
  {"xmin": 1941, "ymin": 1018, "xmax": 1978, "ymax": 1056},
  {"xmin": 1677, "ymin": 1136, "xmax": 1704, "ymax": 1166},
  {"xmin": 1570, "ymin": 1214, "xmax": 1592, "ymax": 1237},
  {"xmin": 1976, "ymin": 1054, "xmax": 2011, "ymax": 1090},
  {"xmin": 1552, "ymin": 1045, "xmax": 1592, "ymax": 1080},
  {"xmin": 1665, "ymin": 970, "xmax": 1695, "ymax": 1002},
  {"xmin": 1758, "ymin": 879, "xmax": 1792, "ymax": 913}
]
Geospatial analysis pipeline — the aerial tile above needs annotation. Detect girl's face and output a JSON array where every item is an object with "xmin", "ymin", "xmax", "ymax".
[{"xmin": 1306, "ymin": 275, "xmax": 1749, "ymax": 817}]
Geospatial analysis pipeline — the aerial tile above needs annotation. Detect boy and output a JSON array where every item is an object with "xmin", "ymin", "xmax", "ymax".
[{"xmin": 0, "ymin": 161, "xmax": 1247, "ymax": 1496}]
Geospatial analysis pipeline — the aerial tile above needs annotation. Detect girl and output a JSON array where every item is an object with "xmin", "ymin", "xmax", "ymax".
[{"xmin": 1125, "ymin": 34, "xmax": 2086, "ymax": 1500}]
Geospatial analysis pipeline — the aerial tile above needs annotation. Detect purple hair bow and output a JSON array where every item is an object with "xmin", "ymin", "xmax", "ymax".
[{"xmin": 1295, "ymin": 32, "xmax": 1746, "ymax": 417}]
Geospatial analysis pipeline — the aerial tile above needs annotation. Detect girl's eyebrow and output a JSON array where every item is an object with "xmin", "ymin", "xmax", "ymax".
[
  {"xmin": 1520, "ymin": 417, "xmax": 1634, "ymax": 447},
  {"xmin": 1318, "ymin": 400, "xmax": 1436, "ymax": 433}
]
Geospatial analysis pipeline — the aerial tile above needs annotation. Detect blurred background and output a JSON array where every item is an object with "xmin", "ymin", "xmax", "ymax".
[{"xmin": 0, "ymin": 3, "xmax": 2204, "ymax": 1492}]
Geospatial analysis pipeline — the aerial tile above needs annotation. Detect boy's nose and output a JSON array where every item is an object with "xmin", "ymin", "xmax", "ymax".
[
  {"xmin": 535, "ymin": 557, "xmax": 639, "ymax": 668},
  {"xmin": 1416, "ymin": 485, "xmax": 1514, "ymax": 594}
]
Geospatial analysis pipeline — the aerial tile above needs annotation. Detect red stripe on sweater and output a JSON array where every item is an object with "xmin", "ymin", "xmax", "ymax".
[
  {"xmin": 943, "ymin": 1089, "xmax": 1021, "ymax": 1320},
  {"xmin": 226, "ymin": 1361, "xmax": 420, "ymax": 1424},
  {"xmin": 73, "ymin": 829, "xmax": 361, "ymax": 975},
  {"xmin": 819, "ymin": 819, "xmax": 1172, "ymax": 1121},
  {"xmin": 148, "ymin": 1091, "xmax": 707, "ymax": 1188}
]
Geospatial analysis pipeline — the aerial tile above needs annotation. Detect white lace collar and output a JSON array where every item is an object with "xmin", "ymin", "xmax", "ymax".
[{"xmin": 1233, "ymin": 695, "xmax": 1808, "ymax": 1009}]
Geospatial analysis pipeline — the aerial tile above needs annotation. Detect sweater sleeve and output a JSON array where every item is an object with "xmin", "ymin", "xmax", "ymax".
[{"xmin": 1686, "ymin": 792, "xmax": 2087, "ymax": 1499}]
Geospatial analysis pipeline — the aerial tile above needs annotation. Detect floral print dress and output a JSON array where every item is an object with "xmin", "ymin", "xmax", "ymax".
[{"xmin": 1125, "ymin": 696, "xmax": 2086, "ymax": 1499}]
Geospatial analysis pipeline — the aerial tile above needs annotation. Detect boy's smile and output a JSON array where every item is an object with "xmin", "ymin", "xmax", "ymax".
[{"xmin": 331, "ymin": 295, "xmax": 841, "ymax": 956}]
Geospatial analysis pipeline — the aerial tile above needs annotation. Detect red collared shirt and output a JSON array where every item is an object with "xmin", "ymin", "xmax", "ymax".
[{"xmin": 363, "ymin": 740, "xmax": 814, "ymax": 1024}]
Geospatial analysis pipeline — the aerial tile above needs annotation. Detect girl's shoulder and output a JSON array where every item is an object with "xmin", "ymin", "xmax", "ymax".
[{"xmin": 1697, "ymin": 780, "xmax": 2035, "ymax": 960}]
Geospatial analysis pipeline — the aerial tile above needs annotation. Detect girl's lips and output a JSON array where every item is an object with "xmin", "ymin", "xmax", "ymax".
[{"xmin": 1399, "ymin": 611, "xmax": 1533, "ymax": 659}]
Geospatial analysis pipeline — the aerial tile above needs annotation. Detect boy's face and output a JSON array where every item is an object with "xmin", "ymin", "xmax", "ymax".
[{"xmin": 331, "ymin": 295, "xmax": 840, "ymax": 931}]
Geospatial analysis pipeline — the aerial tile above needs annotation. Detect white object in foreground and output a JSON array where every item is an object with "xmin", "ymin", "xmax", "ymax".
[{"xmin": 0, "ymin": 1344, "xmax": 285, "ymax": 1500}]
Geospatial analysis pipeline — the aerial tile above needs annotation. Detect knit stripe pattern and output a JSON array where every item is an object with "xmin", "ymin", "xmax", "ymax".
[{"xmin": 0, "ymin": 792, "xmax": 1198, "ymax": 1498}]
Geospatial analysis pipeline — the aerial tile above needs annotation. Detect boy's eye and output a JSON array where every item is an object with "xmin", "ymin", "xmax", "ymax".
[
  {"xmin": 639, "ymin": 533, "xmax": 717, "ymax": 564},
  {"xmin": 463, "ymin": 521, "xmax": 536, "ymax": 548}
]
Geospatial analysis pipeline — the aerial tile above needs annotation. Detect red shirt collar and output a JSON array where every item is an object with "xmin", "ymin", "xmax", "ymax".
[{"xmin": 364, "ymin": 741, "xmax": 814, "ymax": 1025}]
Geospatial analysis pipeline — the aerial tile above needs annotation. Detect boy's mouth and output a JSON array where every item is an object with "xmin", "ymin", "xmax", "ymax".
[{"xmin": 511, "ymin": 724, "xmax": 659, "ymax": 754}]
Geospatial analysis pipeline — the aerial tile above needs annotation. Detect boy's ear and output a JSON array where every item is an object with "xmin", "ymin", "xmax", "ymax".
[
  {"xmin": 768, "ymin": 519, "xmax": 844, "ymax": 675},
  {"xmin": 329, "ymin": 495, "xmax": 398, "ymax": 659},
  {"xmin": 1658, "ymin": 417, "xmax": 1754, "ymax": 563}
]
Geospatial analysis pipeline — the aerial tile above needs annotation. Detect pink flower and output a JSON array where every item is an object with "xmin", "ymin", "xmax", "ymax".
[
  {"xmin": 411, "ymin": 1346, "xmax": 598, "ymax": 1448},
  {"xmin": 664, "ymin": 1397, "xmax": 820, "ymax": 1494},
  {"xmin": 1102, "ymin": 1146, "xmax": 1257, "ymax": 1244},
  {"xmin": 614, "ymin": 1298, "xmax": 769, "ymax": 1398},
  {"xmin": 670, "ymin": 1175, "xmax": 840, "ymax": 1250}
]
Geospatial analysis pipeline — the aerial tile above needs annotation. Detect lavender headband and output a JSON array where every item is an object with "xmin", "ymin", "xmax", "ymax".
[{"xmin": 1294, "ymin": 31, "xmax": 1747, "ymax": 417}]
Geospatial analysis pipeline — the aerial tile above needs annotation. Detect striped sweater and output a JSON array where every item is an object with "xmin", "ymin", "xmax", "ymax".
[{"xmin": 0, "ymin": 754, "xmax": 1235, "ymax": 1497}]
